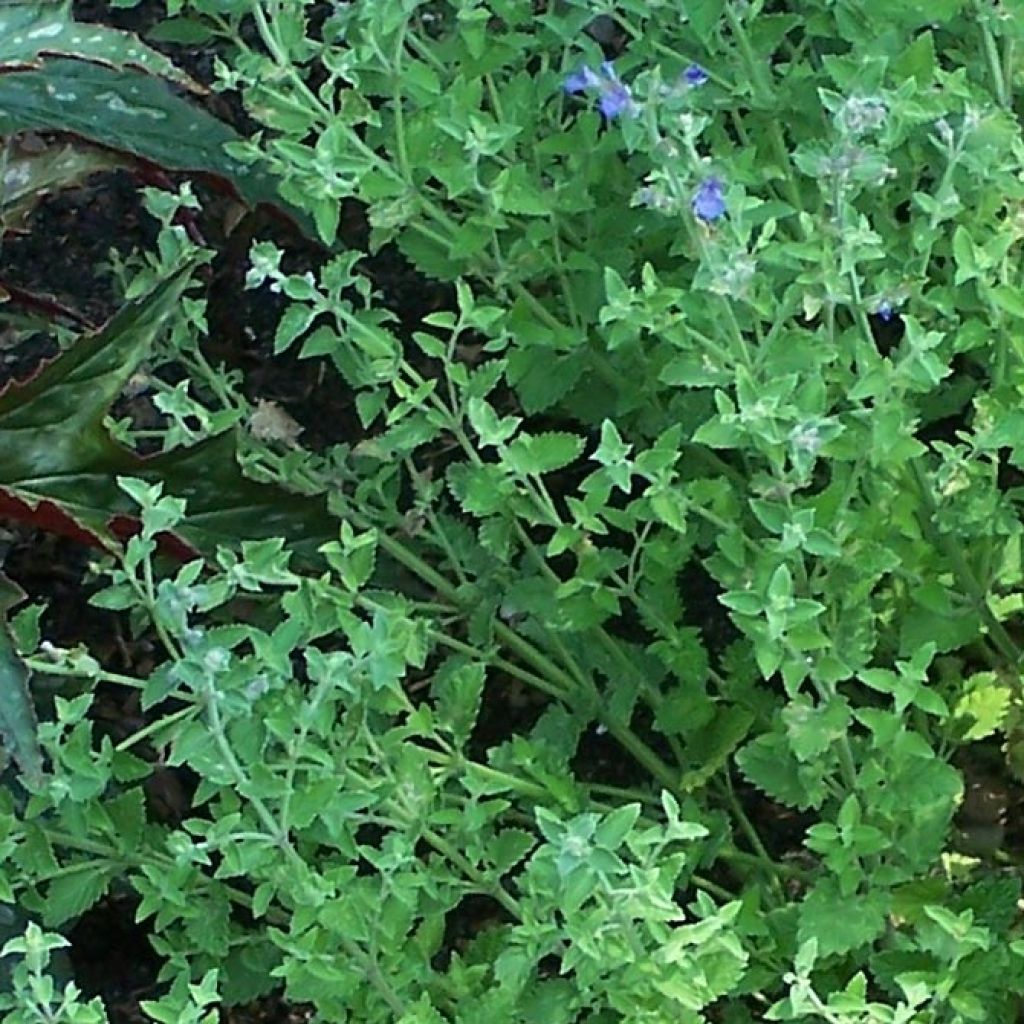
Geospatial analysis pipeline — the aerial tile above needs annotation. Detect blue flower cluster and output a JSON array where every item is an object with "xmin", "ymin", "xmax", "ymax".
[
  {"xmin": 563, "ymin": 59, "xmax": 709, "ymax": 120},
  {"xmin": 563, "ymin": 61, "xmax": 636, "ymax": 119},
  {"xmin": 564, "ymin": 60, "xmax": 725, "ymax": 223}
]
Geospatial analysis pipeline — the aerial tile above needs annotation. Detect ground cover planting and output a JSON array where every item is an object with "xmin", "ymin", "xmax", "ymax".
[{"xmin": 2, "ymin": 1, "xmax": 1024, "ymax": 1021}]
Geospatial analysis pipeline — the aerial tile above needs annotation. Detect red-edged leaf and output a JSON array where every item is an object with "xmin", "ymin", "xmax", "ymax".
[
  {"xmin": 0, "ymin": 279, "xmax": 95, "ymax": 328},
  {"xmin": 0, "ymin": 263, "xmax": 335, "ymax": 564},
  {"xmin": 0, "ymin": 135, "xmax": 125, "ymax": 236},
  {"xmin": 0, "ymin": 1, "xmax": 203, "ymax": 92},
  {"xmin": 0, "ymin": 58, "xmax": 316, "ymax": 239}
]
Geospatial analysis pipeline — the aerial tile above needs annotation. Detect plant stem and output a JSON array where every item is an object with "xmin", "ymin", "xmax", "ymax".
[
  {"xmin": 978, "ymin": 8, "xmax": 1010, "ymax": 108},
  {"xmin": 115, "ymin": 704, "xmax": 197, "ymax": 753},
  {"xmin": 716, "ymin": 775, "xmax": 786, "ymax": 902},
  {"xmin": 909, "ymin": 461, "xmax": 1023, "ymax": 677}
]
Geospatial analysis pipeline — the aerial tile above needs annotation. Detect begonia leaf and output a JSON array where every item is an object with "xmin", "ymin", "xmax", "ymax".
[{"xmin": 0, "ymin": 267, "xmax": 334, "ymax": 565}]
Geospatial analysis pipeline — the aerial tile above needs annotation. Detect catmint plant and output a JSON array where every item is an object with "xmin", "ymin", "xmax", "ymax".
[{"xmin": 5, "ymin": 0, "xmax": 1024, "ymax": 1021}]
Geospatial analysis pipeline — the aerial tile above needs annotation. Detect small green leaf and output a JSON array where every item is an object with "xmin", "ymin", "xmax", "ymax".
[
  {"xmin": 686, "ymin": 0, "xmax": 726, "ymax": 44},
  {"xmin": 782, "ymin": 696, "xmax": 851, "ymax": 762},
  {"xmin": 593, "ymin": 803, "xmax": 641, "ymax": 851},
  {"xmin": 488, "ymin": 828, "xmax": 536, "ymax": 873},
  {"xmin": 433, "ymin": 661, "xmax": 486, "ymax": 743},
  {"xmin": 680, "ymin": 707, "xmax": 754, "ymax": 791},
  {"xmin": 991, "ymin": 286, "xmax": 1024, "ymax": 320},
  {"xmin": 952, "ymin": 225, "xmax": 980, "ymax": 285},
  {"xmin": 719, "ymin": 591, "xmax": 764, "ymax": 616},
  {"xmin": 594, "ymin": 419, "xmax": 630, "ymax": 466},
  {"xmin": 602, "ymin": 266, "xmax": 632, "ymax": 310},
  {"xmin": 447, "ymin": 462, "xmax": 514, "ymax": 517},
  {"xmin": 506, "ymin": 349, "xmax": 584, "ymax": 414},
  {"xmin": 892, "ymin": 29, "xmax": 937, "ymax": 86},
  {"xmin": 736, "ymin": 732, "xmax": 829, "ymax": 810},
  {"xmin": 953, "ymin": 672, "xmax": 1012, "ymax": 740},
  {"xmin": 798, "ymin": 879, "xmax": 887, "ymax": 956},
  {"xmin": 274, "ymin": 304, "xmax": 318, "ymax": 354},
  {"xmin": 42, "ymin": 865, "xmax": 115, "ymax": 927},
  {"xmin": 145, "ymin": 17, "xmax": 216, "ymax": 44},
  {"xmin": 492, "ymin": 166, "xmax": 551, "ymax": 216},
  {"xmin": 505, "ymin": 432, "xmax": 583, "ymax": 475},
  {"xmin": 467, "ymin": 397, "xmax": 521, "ymax": 446},
  {"xmin": 104, "ymin": 787, "xmax": 147, "ymax": 851}
]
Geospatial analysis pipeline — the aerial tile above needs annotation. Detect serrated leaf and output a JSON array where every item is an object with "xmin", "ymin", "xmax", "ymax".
[
  {"xmin": 504, "ymin": 432, "xmax": 583, "ymax": 475},
  {"xmin": 274, "ymin": 304, "xmax": 318, "ymax": 354},
  {"xmin": 0, "ymin": 572, "xmax": 42, "ymax": 786},
  {"xmin": 467, "ymin": 397, "xmax": 521, "ymax": 446},
  {"xmin": 954, "ymin": 672, "xmax": 1012, "ymax": 740},
  {"xmin": 104, "ymin": 787, "xmax": 147, "ymax": 850},
  {"xmin": 488, "ymin": 828, "xmax": 536, "ymax": 874},
  {"xmin": 492, "ymin": 166, "xmax": 551, "ymax": 216},
  {"xmin": 42, "ymin": 864, "xmax": 114, "ymax": 927},
  {"xmin": 594, "ymin": 419, "xmax": 630, "ymax": 466},
  {"xmin": 506, "ymin": 349, "xmax": 584, "ymax": 414},
  {"xmin": 735, "ymin": 732, "xmax": 829, "ymax": 810},
  {"xmin": 288, "ymin": 779, "xmax": 371, "ymax": 830},
  {"xmin": 397, "ymin": 995, "xmax": 450, "ymax": 1024},
  {"xmin": 782, "ymin": 695, "xmax": 851, "ymax": 762},
  {"xmin": 798, "ymin": 879, "xmax": 887, "ymax": 957},
  {"xmin": 447, "ymin": 461, "xmax": 513, "ymax": 517},
  {"xmin": 680, "ymin": 706, "xmax": 754, "ymax": 791},
  {"xmin": 890, "ymin": 877, "xmax": 949, "ymax": 926},
  {"xmin": 433, "ymin": 661, "xmax": 485, "ymax": 743}
]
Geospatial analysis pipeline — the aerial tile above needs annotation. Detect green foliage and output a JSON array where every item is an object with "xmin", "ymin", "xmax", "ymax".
[
  {"xmin": 0, "ymin": 922, "xmax": 108, "ymax": 1023},
  {"xmin": 5, "ymin": 0, "xmax": 1024, "ymax": 1021},
  {"xmin": 0, "ymin": 574, "xmax": 42, "ymax": 786}
]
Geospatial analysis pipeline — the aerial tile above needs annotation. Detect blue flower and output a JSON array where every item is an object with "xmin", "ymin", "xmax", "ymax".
[
  {"xmin": 876, "ymin": 300, "xmax": 896, "ymax": 322},
  {"xmin": 564, "ymin": 65, "xmax": 600, "ymax": 94},
  {"xmin": 599, "ymin": 82, "xmax": 633, "ymax": 118},
  {"xmin": 563, "ymin": 61, "xmax": 635, "ymax": 119},
  {"xmin": 683, "ymin": 63, "xmax": 709, "ymax": 87},
  {"xmin": 692, "ymin": 176, "xmax": 726, "ymax": 222}
]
